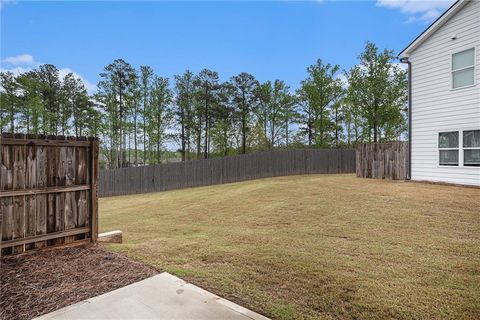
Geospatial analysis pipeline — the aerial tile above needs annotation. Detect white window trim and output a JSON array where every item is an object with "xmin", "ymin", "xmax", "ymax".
[
  {"xmin": 438, "ymin": 131, "xmax": 459, "ymax": 167},
  {"xmin": 463, "ymin": 129, "xmax": 480, "ymax": 167},
  {"xmin": 451, "ymin": 47, "xmax": 476, "ymax": 90},
  {"xmin": 438, "ymin": 129, "xmax": 480, "ymax": 167}
]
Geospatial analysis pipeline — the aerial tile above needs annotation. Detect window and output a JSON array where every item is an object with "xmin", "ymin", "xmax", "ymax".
[
  {"xmin": 439, "ymin": 131, "xmax": 459, "ymax": 166},
  {"xmin": 438, "ymin": 130, "xmax": 480, "ymax": 167},
  {"xmin": 463, "ymin": 130, "xmax": 480, "ymax": 166},
  {"xmin": 452, "ymin": 48, "xmax": 475, "ymax": 89}
]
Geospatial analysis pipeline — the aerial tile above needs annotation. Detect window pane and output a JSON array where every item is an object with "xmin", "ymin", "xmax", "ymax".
[
  {"xmin": 439, "ymin": 131, "xmax": 458, "ymax": 148},
  {"xmin": 464, "ymin": 150, "xmax": 480, "ymax": 166},
  {"xmin": 439, "ymin": 150, "xmax": 458, "ymax": 166},
  {"xmin": 452, "ymin": 48, "xmax": 474, "ymax": 70},
  {"xmin": 463, "ymin": 130, "xmax": 480, "ymax": 148},
  {"xmin": 453, "ymin": 67, "xmax": 474, "ymax": 88}
]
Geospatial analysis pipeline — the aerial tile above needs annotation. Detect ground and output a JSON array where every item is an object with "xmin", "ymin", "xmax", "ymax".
[
  {"xmin": 0, "ymin": 245, "xmax": 158, "ymax": 320},
  {"xmin": 98, "ymin": 174, "xmax": 480, "ymax": 320}
]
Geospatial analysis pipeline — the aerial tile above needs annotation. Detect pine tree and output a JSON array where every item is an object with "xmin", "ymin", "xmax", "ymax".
[
  {"xmin": 174, "ymin": 70, "xmax": 196, "ymax": 161},
  {"xmin": 98, "ymin": 59, "xmax": 136, "ymax": 168},
  {"xmin": 148, "ymin": 76, "xmax": 173, "ymax": 163},
  {"xmin": 230, "ymin": 73, "xmax": 258, "ymax": 154},
  {"xmin": 0, "ymin": 71, "xmax": 20, "ymax": 133},
  {"xmin": 195, "ymin": 69, "xmax": 219, "ymax": 159},
  {"xmin": 140, "ymin": 66, "xmax": 154, "ymax": 164}
]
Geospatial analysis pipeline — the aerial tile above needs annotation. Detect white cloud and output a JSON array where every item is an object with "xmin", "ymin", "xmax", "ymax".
[
  {"xmin": 0, "ymin": 66, "xmax": 32, "ymax": 76},
  {"xmin": 393, "ymin": 62, "xmax": 408, "ymax": 71},
  {"xmin": 58, "ymin": 67, "xmax": 97, "ymax": 94},
  {"xmin": 376, "ymin": 0, "xmax": 455, "ymax": 23},
  {"xmin": 2, "ymin": 54, "xmax": 35, "ymax": 65},
  {"xmin": 0, "ymin": 0, "xmax": 17, "ymax": 9},
  {"xmin": 335, "ymin": 72, "xmax": 349, "ymax": 89},
  {"xmin": 1, "ymin": 54, "xmax": 97, "ymax": 94}
]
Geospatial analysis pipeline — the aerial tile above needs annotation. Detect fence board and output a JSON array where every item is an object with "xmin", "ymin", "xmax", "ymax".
[
  {"xmin": 0, "ymin": 133, "xmax": 99, "ymax": 256},
  {"xmin": 356, "ymin": 142, "xmax": 408, "ymax": 180},
  {"xmin": 99, "ymin": 148, "xmax": 356, "ymax": 197}
]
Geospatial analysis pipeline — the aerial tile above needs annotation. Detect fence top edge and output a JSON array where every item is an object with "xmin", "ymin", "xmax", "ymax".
[
  {"xmin": 100, "ymin": 148, "xmax": 355, "ymax": 173},
  {"xmin": 1, "ymin": 132, "xmax": 99, "ymax": 141}
]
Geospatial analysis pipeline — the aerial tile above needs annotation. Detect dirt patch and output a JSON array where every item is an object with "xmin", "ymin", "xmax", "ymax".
[{"xmin": 0, "ymin": 244, "xmax": 158, "ymax": 320}]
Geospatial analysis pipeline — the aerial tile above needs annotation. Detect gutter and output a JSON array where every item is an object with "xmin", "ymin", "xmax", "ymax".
[{"xmin": 400, "ymin": 56, "xmax": 412, "ymax": 180}]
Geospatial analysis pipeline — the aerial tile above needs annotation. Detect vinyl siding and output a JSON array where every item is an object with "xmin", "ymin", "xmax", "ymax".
[{"xmin": 409, "ymin": 0, "xmax": 480, "ymax": 186}]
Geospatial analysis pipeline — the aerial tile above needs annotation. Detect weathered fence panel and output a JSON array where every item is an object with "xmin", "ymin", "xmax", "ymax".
[
  {"xmin": 99, "ymin": 148, "xmax": 355, "ymax": 197},
  {"xmin": 0, "ymin": 133, "xmax": 99, "ymax": 256},
  {"xmin": 356, "ymin": 142, "xmax": 408, "ymax": 180}
]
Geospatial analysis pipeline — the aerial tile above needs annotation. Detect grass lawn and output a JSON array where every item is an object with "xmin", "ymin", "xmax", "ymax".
[{"xmin": 99, "ymin": 174, "xmax": 480, "ymax": 320}]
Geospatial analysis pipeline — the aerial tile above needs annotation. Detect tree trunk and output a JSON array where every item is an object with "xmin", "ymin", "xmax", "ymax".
[
  {"xmin": 335, "ymin": 107, "xmax": 339, "ymax": 147},
  {"xmin": 285, "ymin": 119, "xmax": 289, "ymax": 147},
  {"xmin": 118, "ymin": 80, "xmax": 123, "ymax": 168},
  {"xmin": 128, "ymin": 133, "xmax": 131, "ymax": 167},
  {"xmin": 270, "ymin": 120, "xmax": 275, "ymax": 149},
  {"xmin": 373, "ymin": 103, "xmax": 378, "ymax": 143},
  {"xmin": 10, "ymin": 109, "xmax": 14, "ymax": 133},
  {"xmin": 181, "ymin": 105, "xmax": 185, "ymax": 161},
  {"xmin": 186, "ymin": 127, "xmax": 191, "ymax": 160},
  {"xmin": 134, "ymin": 106, "xmax": 138, "ymax": 166},
  {"xmin": 319, "ymin": 109, "xmax": 324, "ymax": 147},
  {"xmin": 308, "ymin": 105, "xmax": 312, "ymax": 147},
  {"xmin": 203, "ymin": 86, "xmax": 209, "ymax": 159},
  {"xmin": 241, "ymin": 92, "xmax": 247, "ymax": 154},
  {"xmin": 196, "ymin": 126, "xmax": 201, "ymax": 159},
  {"xmin": 223, "ymin": 127, "xmax": 228, "ymax": 156},
  {"xmin": 143, "ymin": 95, "xmax": 147, "ymax": 165}
]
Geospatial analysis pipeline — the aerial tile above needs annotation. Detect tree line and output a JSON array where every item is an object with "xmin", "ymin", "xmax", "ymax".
[{"xmin": 0, "ymin": 42, "xmax": 407, "ymax": 168}]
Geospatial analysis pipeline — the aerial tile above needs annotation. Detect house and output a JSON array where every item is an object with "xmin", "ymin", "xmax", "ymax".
[{"xmin": 400, "ymin": 0, "xmax": 480, "ymax": 186}]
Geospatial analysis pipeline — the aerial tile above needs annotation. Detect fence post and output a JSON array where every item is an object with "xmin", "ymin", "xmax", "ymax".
[{"xmin": 90, "ymin": 138, "xmax": 99, "ymax": 242}]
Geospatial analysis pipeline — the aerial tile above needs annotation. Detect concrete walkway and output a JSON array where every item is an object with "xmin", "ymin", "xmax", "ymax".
[{"xmin": 36, "ymin": 272, "xmax": 269, "ymax": 320}]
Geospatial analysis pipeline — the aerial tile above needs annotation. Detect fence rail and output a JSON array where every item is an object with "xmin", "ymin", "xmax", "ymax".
[
  {"xmin": 99, "ymin": 148, "xmax": 355, "ymax": 197},
  {"xmin": 356, "ymin": 142, "xmax": 408, "ymax": 180},
  {"xmin": 0, "ymin": 133, "xmax": 99, "ymax": 256}
]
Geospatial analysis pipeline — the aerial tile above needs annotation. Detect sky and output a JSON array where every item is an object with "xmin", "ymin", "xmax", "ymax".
[{"xmin": 1, "ymin": 0, "xmax": 456, "ymax": 94}]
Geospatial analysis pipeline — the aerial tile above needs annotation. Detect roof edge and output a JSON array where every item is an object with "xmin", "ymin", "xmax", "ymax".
[{"xmin": 400, "ymin": 0, "xmax": 467, "ymax": 57}]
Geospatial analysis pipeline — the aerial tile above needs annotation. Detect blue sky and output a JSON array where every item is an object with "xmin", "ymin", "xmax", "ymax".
[{"xmin": 1, "ymin": 0, "xmax": 455, "ymax": 93}]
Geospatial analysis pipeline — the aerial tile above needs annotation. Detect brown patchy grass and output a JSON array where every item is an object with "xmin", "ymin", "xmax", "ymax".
[{"xmin": 99, "ymin": 174, "xmax": 480, "ymax": 320}]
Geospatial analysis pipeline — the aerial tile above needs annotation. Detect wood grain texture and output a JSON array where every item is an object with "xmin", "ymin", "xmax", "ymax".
[
  {"xmin": 0, "ymin": 134, "xmax": 99, "ymax": 255},
  {"xmin": 90, "ymin": 138, "xmax": 99, "ymax": 242},
  {"xmin": 356, "ymin": 142, "xmax": 408, "ymax": 180},
  {"xmin": 98, "ymin": 148, "xmax": 356, "ymax": 197}
]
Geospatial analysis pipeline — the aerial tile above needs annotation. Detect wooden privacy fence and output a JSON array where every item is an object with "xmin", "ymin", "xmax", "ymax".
[
  {"xmin": 356, "ymin": 142, "xmax": 408, "ymax": 180},
  {"xmin": 99, "ymin": 148, "xmax": 355, "ymax": 197},
  {"xmin": 0, "ymin": 133, "xmax": 99, "ymax": 256}
]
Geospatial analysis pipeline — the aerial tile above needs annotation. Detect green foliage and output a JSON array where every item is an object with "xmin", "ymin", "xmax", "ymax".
[
  {"xmin": 148, "ymin": 76, "xmax": 173, "ymax": 163},
  {"xmin": 298, "ymin": 59, "xmax": 344, "ymax": 148},
  {"xmin": 346, "ymin": 41, "xmax": 407, "ymax": 143},
  {"xmin": 254, "ymin": 80, "xmax": 295, "ymax": 148},
  {"xmin": 230, "ymin": 72, "xmax": 259, "ymax": 154},
  {"xmin": 1, "ymin": 41, "xmax": 407, "ymax": 166},
  {"xmin": 0, "ymin": 71, "xmax": 20, "ymax": 133},
  {"xmin": 195, "ymin": 69, "xmax": 220, "ymax": 158},
  {"xmin": 0, "ymin": 66, "xmax": 96, "ymax": 137},
  {"xmin": 174, "ymin": 70, "xmax": 196, "ymax": 160}
]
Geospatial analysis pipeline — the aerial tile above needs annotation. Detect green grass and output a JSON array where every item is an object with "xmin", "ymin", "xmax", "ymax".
[{"xmin": 100, "ymin": 174, "xmax": 480, "ymax": 319}]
